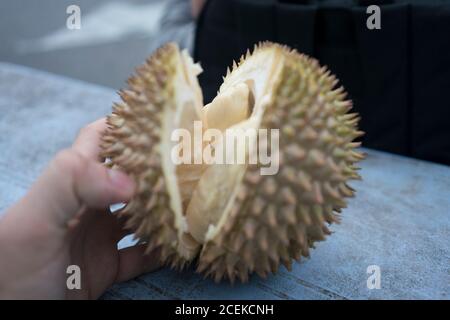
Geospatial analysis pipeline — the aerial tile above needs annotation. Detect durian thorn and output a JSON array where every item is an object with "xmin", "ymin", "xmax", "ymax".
[
  {"xmin": 281, "ymin": 188, "xmax": 297, "ymax": 205},
  {"xmin": 106, "ymin": 114, "xmax": 123, "ymax": 128},
  {"xmin": 214, "ymin": 266, "xmax": 226, "ymax": 283},
  {"xmin": 242, "ymin": 245, "xmax": 255, "ymax": 271},
  {"xmin": 313, "ymin": 181, "xmax": 324, "ymax": 204},
  {"xmin": 258, "ymin": 230, "xmax": 269, "ymax": 251},
  {"xmin": 283, "ymin": 205, "xmax": 297, "ymax": 224},
  {"xmin": 345, "ymin": 117, "xmax": 361, "ymax": 126},
  {"xmin": 239, "ymin": 53, "xmax": 246, "ymax": 64},
  {"xmin": 323, "ymin": 182, "xmax": 340, "ymax": 199},
  {"xmin": 267, "ymin": 245, "xmax": 279, "ymax": 262},
  {"xmin": 238, "ymin": 270, "xmax": 249, "ymax": 283},
  {"xmin": 347, "ymin": 141, "xmax": 362, "ymax": 148},
  {"xmin": 104, "ymin": 143, "xmax": 124, "ymax": 156},
  {"xmin": 309, "ymin": 149, "xmax": 326, "ymax": 166},
  {"xmin": 298, "ymin": 171, "xmax": 312, "ymax": 191},
  {"xmin": 282, "ymin": 168, "xmax": 297, "ymax": 183},
  {"xmin": 322, "ymin": 225, "xmax": 332, "ymax": 235},
  {"xmin": 112, "ymin": 102, "xmax": 125, "ymax": 113},
  {"xmin": 336, "ymin": 126, "xmax": 352, "ymax": 136},
  {"xmin": 282, "ymin": 260, "xmax": 292, "ymax": 271},
  {"xmin": 343, "ymin": 166, "xmax": 355, "ymax": 175},
  {"xmin": 256, "ymin": 269, "xmax": 268, "ymax": 279},
  {"xmin": 325, "ymin": 157, "xmax": 340, "ymax": 174},
  {"xmin": 245, "ymin": 171, "xmax": 262, "ymax": 184},
  {"xmin": 100, "ymin": 135, "xmax": 115, "ymax": 144},
  {"xmin": 286, "ymin": 144, "xmax": 306, "ymax": 160},
  {"xmin": 335, "ymin": 100, "xmax": 353, "ymax": 112},
  {"xmin": 278, "ymin": 228, "xmax": 289, "ymax": 245},
  {"xmin": 352, "ymin": 173, "xmax": 362, "ymax": 180},
  {"xmin": 118, "ymin": 89, "xmax": 136, "ymax": 102},
  {"xmin": 333, "ymin": 147, "xmax": 346, "ymax": 159},
  {"xmin": 330, "ymin": 86, "xmax": 345, "ymax": 96},
  {"xmin": 339, "ymin": 113, "xmax": 359, "ymax": 124},
  {"xmin": 298, "ymin": 205, "xmax": 312, "ymax": 225},
  {"xmin": 265, "ymin": 206, "xmax": 277, "ymax": 227},
  {"xmin": 349, "ymin": 151, "xmax": 366, "ymax": 161},
  {"xmin": 244, "ymin": 220, "xmax": 256, "ymax": 239},
  {"xmin": 228, "ymin": 272, "xmax": 236, "ymax": 285},
  {"xmin": 251, "ymin": 197, "xmax": 265, "ymax": 215},
  {"xmin": 301, "ymin": 126, "xmax": 318, "ymax": 141},
  {"xmin": 339, "ymin": 183, "xmax": 354, "ymax": 197},
  {"xmin": 314, "ymin": 205, "xmax": 326, "ymax": 223},
  {"xmin": 350, "ymin": 130, "xmax": 365, "ymax": 139},
  {"xmin": 197, "ymin": 261, "xmax": 209, "ymax": 273},
  {"xmin": 232, "ymin": 60, "xmax": 238, "ymax": 70},
  {"xmin": 326, "ymin": 77, "xmax": 339, "ymax": 89}
]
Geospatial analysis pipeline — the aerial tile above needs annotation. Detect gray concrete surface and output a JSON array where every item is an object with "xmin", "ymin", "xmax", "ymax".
[{"xmin": 0, "ymin": 63, "xmax": 448, "ymax": 299}]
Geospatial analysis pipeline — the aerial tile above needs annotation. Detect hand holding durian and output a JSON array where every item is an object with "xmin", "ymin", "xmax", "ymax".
[
  {"xmin": 0, "ymin": 119, "xmax": 158, "ymax": 299},
  {"xmin": 101, "ymin": 42, "xmax": 364, "ymax": 283}
]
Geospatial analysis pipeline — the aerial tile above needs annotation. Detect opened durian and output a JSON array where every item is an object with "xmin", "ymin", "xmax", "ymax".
[{"xmin": 101, "ymin": 42, "xmax": 364, "ymax": 282}]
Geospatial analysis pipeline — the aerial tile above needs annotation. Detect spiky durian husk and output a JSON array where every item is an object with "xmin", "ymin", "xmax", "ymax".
[
  {"xmin": 197, "ymin": 44, "xmax": 364, "ymax": 283},
  {"xmin": 100, "ymin": 43, "xmax": 192, "ymax": 269},
  {"xmin": 101, "ymin": 42, "xmax": 364, "ymax": 282}
]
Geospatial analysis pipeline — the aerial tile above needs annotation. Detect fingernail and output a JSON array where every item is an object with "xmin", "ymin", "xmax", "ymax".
[{"xmin": 107, "ymin": 169, "xmax": 135, "ymax": 195}]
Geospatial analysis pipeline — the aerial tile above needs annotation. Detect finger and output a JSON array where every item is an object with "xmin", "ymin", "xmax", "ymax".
[
  {"xmin": 24, "ymin": 148, "xmax": 135, "ymax": 227},
  {"xmin": 72, "ymin": 118, "xmax": 107, "ymax": 161},
  {"xmin": 115, "ymin": 245, "xmax": 161, "ymax": 283}
]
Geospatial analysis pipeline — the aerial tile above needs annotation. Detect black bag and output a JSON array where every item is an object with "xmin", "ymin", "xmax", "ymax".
[{"xmin": 194, "ymin": 0, "xmax": 450, "ymax": 165}]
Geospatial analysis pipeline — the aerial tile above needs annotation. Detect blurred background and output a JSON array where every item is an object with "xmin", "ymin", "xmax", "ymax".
[
  {"xmin": 0, "ymin": 0, "xmax": 449, "ymax": 165},
  {"xmin": 0, "ymin": 0, "xmax": 180, "ymax": 88}
]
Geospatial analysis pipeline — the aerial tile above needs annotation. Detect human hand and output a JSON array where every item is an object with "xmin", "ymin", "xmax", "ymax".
[{"xmin": 0, "ymin": 118, "xmax": 160, "ymax": 299}]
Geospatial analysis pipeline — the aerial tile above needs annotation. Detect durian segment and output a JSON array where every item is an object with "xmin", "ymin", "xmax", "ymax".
[
  {"xmin": 101, "ymin": 43, "xmax": 203, "ymax": 268},
  {"xmin": 185, "ymin": 46, "xmax": 286, "ymax": 245},
  {"xmin": 186, "ymin": 116, "xmax": 259, "ymax": 243},
  {"xmin": 202, "ymin": 83, "xmax": 251, "ymax": 132},
  {"xmin": 195, "ymin": 43, "xmax": 364, "ymax": 282}
]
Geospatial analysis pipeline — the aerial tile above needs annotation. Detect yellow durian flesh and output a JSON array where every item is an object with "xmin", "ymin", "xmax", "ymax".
[
  {"xmin": 202, "ymin": 82, "xmax": 251, "ymax": 132},
  {"xmin": 186, "ymin": 46, "xmax": 284, "ymax": 244},
  {"xmin": 101, "ymin": 42, "xmax": 364, "ymax": 282}
]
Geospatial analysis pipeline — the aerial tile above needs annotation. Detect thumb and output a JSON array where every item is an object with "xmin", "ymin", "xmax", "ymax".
[{"xmin": 24, "ymin": 149, "xmax": 135, "ymax": 226}]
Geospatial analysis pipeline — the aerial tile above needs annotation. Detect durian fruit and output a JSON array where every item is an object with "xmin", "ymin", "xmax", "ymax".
[{"xmin": 101, "ymin": 42, "xmax": 364, "ymax": 282}]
